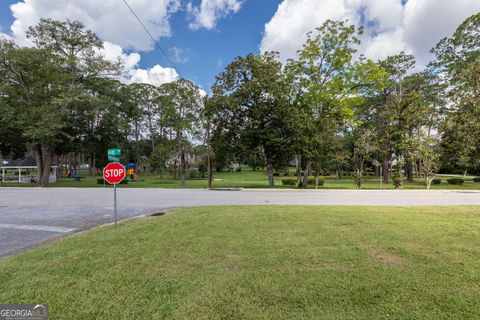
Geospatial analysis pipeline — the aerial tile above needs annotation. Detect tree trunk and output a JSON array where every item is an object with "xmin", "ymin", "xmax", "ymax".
[
  {"xmin": 206, "ymin": 120, "xmax": 213, "ymax": 188},
  {"xmin": 382, "ymin": 158, "xmax": 389, "ymax": 184},
  {"xmin": 172, "ymin": 160, "xmax": 177, "ymax": 180},
  {"xmin": 406, "ymin": 159, "xmax": 414, "ymax": 183},
  {"xmin": 180, "ymin": 150, "xmax": 186, "ymax": 188},
  {"xmin": 35, "ymin": 144, "xmax": 44, "ymax": 184},
  {"xmin": 335, "ymin": 164, "xmax": 340, "ymax": 179},
  {"xmin": 266, "ymin": 160, "xmax": 274, "ymax": 188},
  {"xmin": 315, "ymin": 158, "xmax": 322, "ymax": 189},
  {"xmin": 295, "ymin": 155, "xmax": 301, "ymax": 180},
  {"xmin": 88, "ymin": 157, "xmax": 93, "ymax": 176},
  {"xmin": 39, "ymin": 144, "xmax": 52, "ymax": 187},
  {"xmin": 207, "ymin": 153, "xmax": 213, "ymax": 189},
  {"xmin": 92, "ymin": 157, "xmax": 96, "ymax": 175},
  {"xmin": 426, "ymin": 176, "xmax": 432, "ymax": 190},
  {"xmin": 135, "ymin": 122, "xmax": 140, "ymax": 174},
  {"xmin": 303, "ymin": 159, "xmax": 312, "ymax": 188}
]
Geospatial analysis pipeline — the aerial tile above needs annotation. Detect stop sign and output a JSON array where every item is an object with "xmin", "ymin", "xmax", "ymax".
[{"xmin": 103, "ymin": 162, "xmax": 126, "ymax": 184}]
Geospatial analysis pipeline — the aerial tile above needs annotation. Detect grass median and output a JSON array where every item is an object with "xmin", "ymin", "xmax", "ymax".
[
  {"xmin": 2, "ymin": 167, "xmax": 480, "ymax": 190},
  {"xmin": 1, "ymin": 206, "xmax": 479, "ymax": 319}
]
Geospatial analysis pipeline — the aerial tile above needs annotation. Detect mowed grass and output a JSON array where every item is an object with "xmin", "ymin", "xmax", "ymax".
[
  {"xmin": 1, "ymin": 206, "xmax": 480, "ymax": 319},
  {"xmin": 2, "ymin": 166, "xmax": 480, "ymax": 190}
]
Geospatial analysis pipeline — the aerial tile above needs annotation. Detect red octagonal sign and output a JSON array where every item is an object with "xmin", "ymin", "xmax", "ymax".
[{"xmin": 103, "ymin": 162, "xmax": 126, "ymax": 185}]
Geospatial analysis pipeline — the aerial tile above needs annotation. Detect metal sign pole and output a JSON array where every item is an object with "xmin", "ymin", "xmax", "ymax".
[{"xmin": 114, "ymin": 183, "xmax": 118, "ymax": 228}]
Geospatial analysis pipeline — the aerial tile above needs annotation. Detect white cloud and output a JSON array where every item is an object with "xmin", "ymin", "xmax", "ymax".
[
  {"xmin": 187, "ymin": 0, "xmax": 242, "ymax": 30},
  {"xmin": 128, "ymin": 64, "xmax": 179, "ymax": 85},
  {"xmin": 97, "ymin": 41, "xmax": 141, "ymax": 72},
  {"xmin": 198, "ymin": 88, "xmax": 207, "ymax": 97},
  {"xmin": 0, "ymin": 32, "xmax": 13, "ymax": 41},
  {"xmin": 9, "ymin": 0, "xmax": 180, "ymax": 51},
  {"xmin": 92, "ymin": 41, "xmax": 177, "ymax": 86},
  {"xmin": 6, "ymin": 1, "xmax": 182, "ymax": 86},
  {"xmin": 260, "ymin": 0, "xmax": 480, "ymax": 67}
]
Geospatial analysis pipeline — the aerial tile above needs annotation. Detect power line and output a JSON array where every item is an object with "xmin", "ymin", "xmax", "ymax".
[{"xmin": 121, "ymin": 0, "xmax": 183, "ymax": 78}]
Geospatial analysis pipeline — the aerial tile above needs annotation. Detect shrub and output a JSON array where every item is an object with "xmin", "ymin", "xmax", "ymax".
[
  {"xmin": 273, "ymin": 172, "xmax": 280, "ymax": 177},
  {"xmin": 188, "ymin": 167, "xmax": 199, "ymax": 178},
  {"xmin": 283, "ymin": 172, "xmax": 290, "ymax": 177},
  {"xmin": 281, "ymin": 177, "xmax": 297, "ymax": 185},
  {"xmin": 235, "ymin": 167, "xmax": 241, "ymax": 172},
  {"xmin": 392, "ymin": 171, "xmax": 404, "ymax": 189},
  {"xmin": 447, "ymin": 178, "xmax": 464, "ymax": 185},
  {"xmin": 295, "ymin": 176, "xmax": 325, "ymax": 187},
  {"xmin": 473, "ymin": 177, "xmax": 480, "ymax": 183},
  {"xmin": 431, "ymin": 178, "xmax": 442, "ymax": 185}
]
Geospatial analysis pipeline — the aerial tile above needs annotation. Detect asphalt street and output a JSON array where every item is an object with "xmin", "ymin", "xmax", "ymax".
[{"xmin": 1, "ymin": 187, "xmax": 480, "ymax": 258}]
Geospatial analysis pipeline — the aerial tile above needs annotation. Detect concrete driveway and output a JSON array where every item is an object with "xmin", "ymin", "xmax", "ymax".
[{"xmin": 1, "ymin": 187, "xmax": 480, "ymax": 258}]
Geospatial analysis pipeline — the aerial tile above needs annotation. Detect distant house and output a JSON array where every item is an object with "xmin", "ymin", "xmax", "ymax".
[{"xmin": 0, "ymin": 155, "xmax": 58, "ymax": 183}]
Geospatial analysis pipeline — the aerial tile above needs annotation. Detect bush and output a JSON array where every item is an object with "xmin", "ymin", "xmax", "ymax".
[
  {"xmin": 473, "ymin": 177, "xmax": 480, "ymax": 183},
  {"xmin": 295, "ymin": 176, "xmax": 325, "ymax": 187},
  {"xmin": 431, "ymin": 178, "xmax": 442, "ymax": 185},
  {"xmin": 447, "ymin": 178, "xmax": 464, "ymax": 185},
  {"xmin": 282, "ymin": 176, "xmax": 325, "ymax": 187},
  {"xmin": 273, "ymin": 172, "xmax": 280, "ymax": 177},
  {"xmin": 392, "ymin": 171, "xmax": 404, "ymax": 189},
  {"xmin": 188, "ymin": 167, "xmax": 199, "ymax": 178},
  {"xmin": 283, "ymin": 172, "xmax": 290, "ymax": 177},
  {"xmin": 281, "ymin": 177, "xmax": 297, "ymax": 185},
  {"xmin": 235, "ymin": 167, "xmax": 241, "ymax": 172},
  {"xmin": 97, "ymin": 178, "xmax": 128, "ymax": 185}
]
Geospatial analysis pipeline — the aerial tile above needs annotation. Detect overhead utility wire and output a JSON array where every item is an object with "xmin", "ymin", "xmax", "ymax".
[{"xmin": 121, "ymin": 0, "xmax": 183, "ymax": 78}]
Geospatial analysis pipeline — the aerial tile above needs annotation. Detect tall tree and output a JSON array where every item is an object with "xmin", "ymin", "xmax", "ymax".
[
  {"xmin": 160, "ymin": 79, "xmax": 203, "ymax": 188},
  {"xmin": 0, "ymin": 40, "xmax": 70, "ymax": 186},
  {"xmin": 434, "ymin": 13, "xmax": 480, "ymax": 173},
  {"xmin": 26, "ymin": 18, "xmax": 122, "ymax": 182},
  {"xmin": 211, "ymin": 52, "xmax": 292, "ymax": 187},
  {"xmin": 286, "ymin": 20, "xmax": 371, "ymax": 188}
]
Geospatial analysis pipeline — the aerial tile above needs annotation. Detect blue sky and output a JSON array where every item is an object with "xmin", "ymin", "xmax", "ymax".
[
  {"xmin": 1, "ymin": 0, "xmax": 479, "ymax": 92},
  {"xmin": 149, "ymin": 0, "xmax": 279, "ymax": 89}
]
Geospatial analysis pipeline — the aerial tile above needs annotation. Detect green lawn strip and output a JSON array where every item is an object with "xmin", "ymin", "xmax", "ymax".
[
  {"xmin": 1, "ymin": 205, "xmax": 479, "ymax": 319},
  {"xmin": 1, "ymin": 167, "xmax": 480, "ymax": 190}
]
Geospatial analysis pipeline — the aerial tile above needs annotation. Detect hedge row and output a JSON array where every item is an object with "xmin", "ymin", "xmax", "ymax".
[
  {"xmin": 446, "ymin": 178, "xmax": 464, "ymax": 185},
  {"xmin": 281, "ymin": 176, "xmax": 325, "ymax": 186}
]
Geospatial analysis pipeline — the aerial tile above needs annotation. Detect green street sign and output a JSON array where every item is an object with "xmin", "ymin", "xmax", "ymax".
[{"xmin": 108, "ymin": 148, "xmax": 121, "ymax": 162}]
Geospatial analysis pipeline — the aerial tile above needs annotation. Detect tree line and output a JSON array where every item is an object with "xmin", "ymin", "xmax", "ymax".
[{"xmin": 0, "ymin": 13, "xmax": 479, "ymax": 188}]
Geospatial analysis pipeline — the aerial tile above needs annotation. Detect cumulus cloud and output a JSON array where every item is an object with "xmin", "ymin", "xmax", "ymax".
[
  {"xmin": 260, "ymin": 0, "xmax": 480, "ymax": 67},
  {"xmin": 97, "ymin": 41, "xmax": 141, "ymax": 72},
  {"xmin": 98, "ymin": 42, "xmax": 179, "ymax": 85},
  {"xmin": 0, "ymin": 32, "xmax": 12, "ymax": 41},
  {"xmin": 128, "ymin": 64, "xmax": 179, "ymax": 85},
  {"xmin": 187, "ymin": 0, "xmax": 243, "ymax": 30},
  {"xmin": 9, "ymin": 0, "xmax": 180, "ymax": 51},
  {"xmin": 75, "ymin": 43, "xmax": 180, "ymax": 88},
  {"xmin": 5, "ymin": 1, "xmax": 181, "ymax": 86}
]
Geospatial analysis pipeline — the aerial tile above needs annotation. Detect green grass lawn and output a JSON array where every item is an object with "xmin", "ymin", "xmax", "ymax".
[
  {"xmin": 1, "ymin": 206, "xmax": 479, "ymax": 319},
  {"xmin": 2, "ymin": 166, "xmax": 480, "ymax": 189}
]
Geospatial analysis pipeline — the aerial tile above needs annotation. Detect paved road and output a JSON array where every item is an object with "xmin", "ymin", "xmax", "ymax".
[{"xmin": 1, "ymin": 187, "xmax": 480, "ymax": 258}]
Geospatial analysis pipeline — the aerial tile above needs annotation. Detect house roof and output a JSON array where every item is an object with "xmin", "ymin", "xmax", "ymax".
[{"xmin": 1, "ymin": 155, "xmax": 58, "ymax": 168}]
